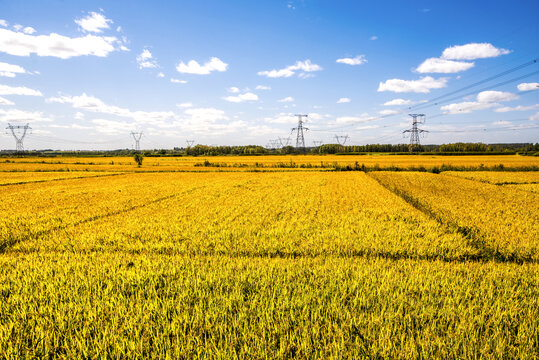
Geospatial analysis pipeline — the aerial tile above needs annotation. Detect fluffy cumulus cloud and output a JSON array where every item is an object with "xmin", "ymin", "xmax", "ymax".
[
  {"xmin": 383, "ymin": 98, "xmax": 413, "ymax": 106},
  {"xmin": 0, "ymin": 62, "xmax": 27, "ymax": 77},
  {"xmin": 336, "ymin": 55, "xmax": 367, "ymax": 66},
  {"xmin": 517, "ymin": 82, "xmax": 539, "ymax": 91},
  {"xmin": 223, "ymin": 92, "xmax": 258, "ymax": 103},
  {"xmin": 415, "ymin": 58, "xmax": 474, "ymax": 73},
  {"xmin": 379, "ymin": 109, "xmax": 400, "ymax": 115},
  {"xmin": 335, "ymin": 113, "xmax": 377, "ymax": 124},
  {"xmin": 0, "ymin": 20, "xmax": 8, "ymax": 27},
  {"xmin": 176, "ymin": 57, "xmax": 228, "ymax": 75},
  {"xmin": 0, "ymin": 28, "xmax": 124, "ymax": 59},
  {"xmin": 228, "ymin": 87, "xmax": 240, "ymax": 93},
  {"xmin": 495, "ymin": 104, "xmax": 539, "ymax": 113},
  {"xmin": 378, "ymin": 76, "xmax": 448, "ymax": 93},
  {"xmin": 264, "ymin": 112, "xmax": 297, "ymax": 124},
  {"xmin": 47, "ymin": 93, "xmax": 175, "ymax": 125},
  {"xmin": 258, "ymin": 60, "xmax": 322, "ymax": 78},
  {"xmin": 476, "ymin": 90, "xmax": 518, "ymax": 103},
  {"xmin": 441, "ymin": 43, "xmax": 511, "ymax": 60},
  {"xmin": 337, "ymin": 97, "xmax": 351, "ymax": 103},
  {"xmin": 0, "ymin": 96, "xmax": 15, "ymax": 105},
  {"xmin": 0, "ymin": 108, "xmax": 52, "ymax": 122},
  {"xmin": 91, "ymin": 119, "xmax": 134, "ymax": 135},
  {"xmin": 75, "ymin": 11, "xmax": 113, "ymax": 33},
  {"xmin": 136, "ymin": 49, "xmax": 158, "ymax": 69},
  {"xmin": 0, "ymin": 84, "xmax": 42, "ymax": 96},
  {"xmin": 278, "ymin": 96, "xmax": 294, "ymax": 102},
  {"xmin": 441, "ymin": 90, "xmax": 518, "ymax": 114}
]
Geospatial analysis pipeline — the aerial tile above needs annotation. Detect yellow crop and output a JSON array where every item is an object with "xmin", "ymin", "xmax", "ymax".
[
  {"xmin": 0, "ymin": 156, "xmax": 538, "ymax": 358},
  {"xmin": 444, "ymin": 171, "xmax": 539, "ymax": 184},
  {"xmin": 370, "ymin": 171, "xmax": 539, "ymax": 261}
]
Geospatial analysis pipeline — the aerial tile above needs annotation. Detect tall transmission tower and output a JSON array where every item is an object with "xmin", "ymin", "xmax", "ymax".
[
  {"xmin": 402, "ymin": 114, "xmax": 427, "ymax": 149},
  {"xmin": 186, "ymin": 140, "xmax": 195, "ymax": 147},
  {"xmin": 278, "ymin": 137, "xmax": 291, "ymax": 147},
  {"xmin": 313, "ymin": 140, "xmax": 323, "ymax": 147},
  {"xmin": 334, "ymin": 134, "xmax": 349, "ymax": 145},
  {"xmin": 292, "ymin": 114, "xmax": 309, "ymax": 149},
  {"xmin": 6, "ymin": 123, "xmax": 31, "ymax": 151},
  {"xmin": 131, "ymin": 131, "xmax": 143, "ymax": 151}
]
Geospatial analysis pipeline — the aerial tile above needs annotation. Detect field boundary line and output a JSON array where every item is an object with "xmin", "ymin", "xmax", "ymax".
[
  {"xmin": 366, "ymin": 173, "xmax": 535, "ymax": 264},
  {"xmin": 0, "ymin": 184, "xmax": 207, "ymax": 253},
  {"xmin": 0, "ymin": 172, "xmax": 128, "ymax": 187}
]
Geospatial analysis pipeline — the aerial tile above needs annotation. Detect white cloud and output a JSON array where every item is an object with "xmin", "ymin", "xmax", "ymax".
[
  {"xmin": 0, "ymin": 108, "xmax": 52, "ymax": 122},
  {"xmin": 228, "ymin": 86, "xmax": 240, "ymax": 93},
  {"xmin": 335, "ymin": 113, "xmax": 377, "ymax": 124},
  {"xmin": 177, "ymin": 102, "xmax": 193, "ymax": 108},
  {"xmin": 476, "ymin": 90, "xmax": 518, "ymax": 103},
  {"xmin": 258, "ymin": 60, "xmax": 322, "ymax": 78},
  {"xmin": 92, "ymin": 119, "xmax": 134, "ymax": 135},
  {"xmin": 0, "ymin": 28, "xmax": 122, "ymax": 59},
  {"xmin": 264, "ymin": 112, "xmax": 296, "ymax": 124},
  {"xmin": 370, "ymin": 36, "xmax": 378, "ymax": 41},
  {"xmin": 495, "ymin": 104, "xmax": 539, "ymax": 112},
  {"xmin": 336, "ymin": 55, "xmax": 367, "ymax": 66},
  {"xmin": 223, "ymin": 92, "xmax": 258, "ymax": 103},
  {"xmin": 378, "ymin": 76, "xmax": 448, "ymax": 93},
  {"xmin": 0, "ymin": 62, "xmax": 27, "ymax": 77},
  {"xmin": 383, "ymin": 98, "xmax": 414, "ymax": 106},
  {"xmin": 0, "ymin": 96, "xmax": 14, "ymax": 105},
  {"xmin": 170, "ymin": 78, "xmax": 188, "ymax": 84},
  {"xmin": 0, "ymin": 84, "xmax": 42, "ymax": 96},
  {"xmin": 13, "ymin": 24, "xmax": 23, "ymax": 32},
  {"xmin": 176, "ymin": 57, "xmax": 228, "ymax": 75},
  {"xmin": 74, "ymin": 111, "xmax": 85, "ymax": 120},
  {"xmin": 379, "ymin": 109, "xmax": 400, "ymax": 115},
  {"xmin": 278, "ymin": 96, "xmax": 294, "ymax": 102},
  {"xmin": 75, "ymin": 11, "xmax": 113, "ymax": 33},
  {"xmin": 256, "ymin": 85, "xmax": 271, "ymax": 90},
  {"xmin": 440, "ymin": 101, "xmax": 491, "ymax": 115},
  {"xmin": 530, "ymin": 112, "xmax": 539, "ymax": 121},
  {"xmin": 22, "ymin": 27, "xmax": 36, "ymax": 34},
  {"xmin": 0, "ymin": 20, "xmax": 7, "ymax": 27},
  {"xmin": 157, "ymin": 72, "xmax": 164, "ymax": 78},
  {"xmin": 441, "ymin": 43, "xmax": 511, "ymax": 60},
  {"xmin": 337, "ymin": 97, "xmax": 351, "ymax": 103},
  {"xmin": 183, "ymin": 107, "xmax": 228, "ymax": 123},
  {"xmin": 136, "ymin": 49, "xmax": 158, "ymax": 69},
  {"xmin": 47, "ymin": 93, "xmax": 175, "ymax": 125},
  {"xmin": 415, "ymin": 58, "xmax": 474, "ymax": 73},
  {"xmin": 517, "ymin": 82, "xmax": 539, "ymax": 91},
  {"xmin": 441, "ymin": 90, "xmax": 518, "ymax": 115}
]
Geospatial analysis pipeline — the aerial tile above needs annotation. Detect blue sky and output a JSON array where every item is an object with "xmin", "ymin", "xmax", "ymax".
[{"xmin": 0, "ymin": 0, "xmax": 538, "ymax": 150}]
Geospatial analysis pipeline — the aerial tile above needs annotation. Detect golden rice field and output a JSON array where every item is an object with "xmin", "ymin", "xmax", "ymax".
[
  {"xmin": 1, "ymin": 154, "xmax": 538, "ymax": 172},
  {"xmin": 0, "ymin": 155, "xmax": 538, "ymax": 359}
]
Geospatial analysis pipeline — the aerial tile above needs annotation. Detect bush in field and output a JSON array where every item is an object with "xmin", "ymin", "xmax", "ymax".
[{"xmin": 133, "ymin": 153, "xmax": 144, "ymax": 167}]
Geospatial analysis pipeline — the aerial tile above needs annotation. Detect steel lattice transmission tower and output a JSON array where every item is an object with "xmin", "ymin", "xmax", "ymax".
[
  {"xmin": 186, "ymin": 140, "xmax": 195, "ymax": 147},
  {"xmin": 6, "ymin": 123, "xmax": 31, "ymax": 151},
  {"xmin": 131, "ymin": 131, "xmax": 143, "ymax": 151},
  {"xmin": 334, "ymin": 135, "xmax": 349, "ymax": 145},
  {"xmin": 403, "ymin": 114, "xmax": 427, "ymax": 149},
  {"xmin": 313, "ymin": 140, "xmax": 323, "ymax": 147},
  {"xmin": 292, "ymin": 114, "xmax": 309, "ymax": 149}
]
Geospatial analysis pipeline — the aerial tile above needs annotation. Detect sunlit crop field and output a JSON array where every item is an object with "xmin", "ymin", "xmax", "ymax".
[
  {"xmin": 1, "ymin": 154, "xmax": 538, "ymax": 172},
  {"xmin": 0, "ymin": 156, "xmax": 538, "ymax": 358}
]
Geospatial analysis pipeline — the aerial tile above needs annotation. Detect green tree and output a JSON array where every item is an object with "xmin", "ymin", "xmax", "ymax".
[{"xmin": 133, "ymin": 153, "xmax": 144, "ymax": 167}]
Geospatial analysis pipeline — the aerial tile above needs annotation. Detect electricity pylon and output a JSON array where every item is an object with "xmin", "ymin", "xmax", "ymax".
[
  {"xmin": 6, "ymin": 123, "xmax": 31, "ymax": 151},
  {"xmin": 292, "ymin": 114, "xmax": 309, "ymax": 149},
  {"xmin": 131, "ymin": 131, "xmax": 143, "ymax": 151}
]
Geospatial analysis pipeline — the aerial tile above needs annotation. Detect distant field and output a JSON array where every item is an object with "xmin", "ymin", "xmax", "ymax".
[
  {"xmin": 0, "ymin": 154, "xmax": 538, "ymax": 172},
  {"xmin": 0, "ymin": 156, "xmax": 538, "ymax": 358}
]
